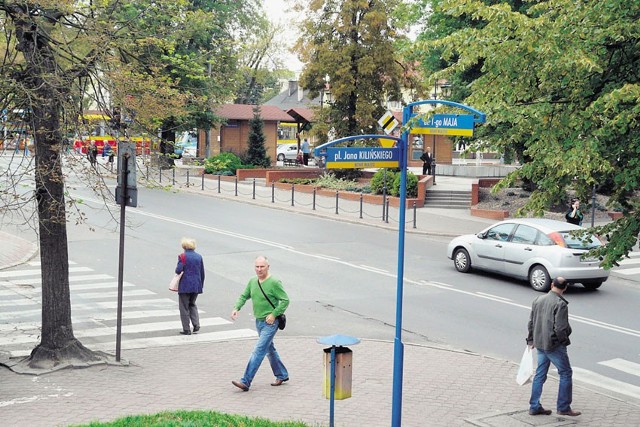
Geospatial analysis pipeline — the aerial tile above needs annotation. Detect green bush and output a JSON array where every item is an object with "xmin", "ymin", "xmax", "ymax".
[
  {"xmin": 370, "ymin": 169, "xmax": 397, "ymax": 195},
  {"xmin": 314, "ymin": 172, "xmax": 359, "ymax": 190},
  {"xmin": 392, "ymin": 171, "xmax": 419, "ymax": 198},
  {"xmin": 204, "ymin": 152, "xmax": 245, "ymax": 175}
]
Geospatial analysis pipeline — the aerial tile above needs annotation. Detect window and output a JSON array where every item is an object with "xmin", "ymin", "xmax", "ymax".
[
  {"xmin": 511, "ymin": 225, "xmax": 538, "ymax": 244},
  {"xmin": 485, "ymin": 223, "xmax": 515, "ymax": 241}
]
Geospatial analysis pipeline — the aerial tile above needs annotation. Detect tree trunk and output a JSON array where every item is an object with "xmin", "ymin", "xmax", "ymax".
[{"xmin": 11, "ymin": 10, "xmax": 107, "ymax": 370}]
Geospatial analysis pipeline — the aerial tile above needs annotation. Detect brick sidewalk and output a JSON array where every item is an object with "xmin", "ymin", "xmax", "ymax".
[
  {"xmin": 1, "ymin": 338, "xmax": 639, "ymax": 426},
  {"xmin": 0, "ymin": 231, "xmax": 37, "ymax": 270}
]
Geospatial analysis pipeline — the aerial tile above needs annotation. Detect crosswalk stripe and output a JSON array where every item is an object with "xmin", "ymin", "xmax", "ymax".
[
  {"xmin": 572, "ymin": 367, "xmax": 640, "ymax": 400},
  {"xmin": 7, "ymin": 329, "xmax": 257, "ymax": 358},
  {"xmin": 74, "ymin": 289, "xmax": 156, "ymax": 299},
  {"xmin": 598, "ymin": 358, "xmax": 640, "ymax": 377},
  {"xmin": 0, "ymin": 300, "xmax": 179, "ymax": 321},
  {"xmin": 0, "ymin": 317, "xmax": 232, "ymax": 346},
  {"xmin": 7, "ymin": 274, "xmax": 113, "ymax": 285},
  {"xmin": 617, "ymin": 258, "xmax": 640, "ymax": 266},
  {"xmin": 612, "ymin": 267, "xmax": 640, "ymax": 276},
  {"xmin": 0, "ymin": 299, "xmax": 39, "ymax": 307},
  {"xmin": 27, "ymin": 261, "xmax": 77, "ymax": 266},
  {"xmin": 82, "ymin": 309, "xmax": 189, "ymax": 322},
  {"xmin": 0, "ymin": 282, "xmax": 134, "ymax": 297},
  {"xmin": 0, "ymin": 267, "xmax": 93, "ymax": 278}
]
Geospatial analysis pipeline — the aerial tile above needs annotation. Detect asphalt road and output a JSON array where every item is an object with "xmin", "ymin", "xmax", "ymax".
[{"xmin": 2, "ymin": 154, "xmax": 639, "ymax": 402}]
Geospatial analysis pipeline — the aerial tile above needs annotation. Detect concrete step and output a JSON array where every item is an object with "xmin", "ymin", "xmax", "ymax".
[{"xmin": 425, "ymin": 189, "xmax": 471, "ymax": 209}]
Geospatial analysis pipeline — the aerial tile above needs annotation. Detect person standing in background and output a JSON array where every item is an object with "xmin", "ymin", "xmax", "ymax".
[
  {"xmin": 301, "ymin": 138, "xmax": 310, "ymax": 166},
  {"xmin": 565, "ymin": 198, "xmax": 584, "ymax": 226}
]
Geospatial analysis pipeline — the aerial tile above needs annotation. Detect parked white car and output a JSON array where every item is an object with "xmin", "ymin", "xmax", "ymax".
[
  {"xmin": 277, "ymin": 144, "xmax": 299, "ymax": 161},
  {"xmin": 446, "ymin": 218, "xmax": 609, "ymax": 291}
]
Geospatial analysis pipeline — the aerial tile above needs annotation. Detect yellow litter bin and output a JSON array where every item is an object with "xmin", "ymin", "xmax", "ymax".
[{"xmin": 323, "ymin": 346, "xmax": 353, "ymax": 400}]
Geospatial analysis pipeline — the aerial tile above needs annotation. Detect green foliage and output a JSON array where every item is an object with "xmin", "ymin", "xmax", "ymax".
[
  {"xmin": 244, "ymin": 105, "xmax": 271, "ymax": 167},
  {"xmin": 331, "ymin": 168, "xmax": 363, "ymax": 181},
  {"xmin": 370, "ymin": 169, "xmax": 397, "ymax": 195},
  {"xmin": 313, "ymin": 172, "xmax": 359, "ymax": 191},
  {"xmin": 392, "ymin": 171, "xmax": 419, "ymax": 198},
  {"xmin": 278, "ymin": 178, "xmax": 317, "ymax": 185},
  {"xmin": 416, "ymin": 0, "xmax": 640, "ymax": 267},
  {"xmin": 204, "ymin": 152, "xmax": 245, "ymax": 175},
  {"xmin": 76, "ymin": 409, "xmax": 308, "ymax": 426},
  {"xmin": 296, "ymin": 0, "xmax": 404, "ymax": 138}
]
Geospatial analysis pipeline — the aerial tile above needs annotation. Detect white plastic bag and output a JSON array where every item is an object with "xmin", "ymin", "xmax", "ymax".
[{"xmin": 516, "ymin": 346, "xmax": 536, "ymax": 386}]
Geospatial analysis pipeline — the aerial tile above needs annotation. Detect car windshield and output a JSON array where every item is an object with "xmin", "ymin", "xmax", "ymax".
[{"xmin": 559, "ymin": 231, "xmax": 602, "ymax": 250}]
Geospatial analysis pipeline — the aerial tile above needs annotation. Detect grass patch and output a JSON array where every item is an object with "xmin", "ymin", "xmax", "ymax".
[{"xmin": 74, "ymin": 410, "xmax": 310, "ymax": 427}]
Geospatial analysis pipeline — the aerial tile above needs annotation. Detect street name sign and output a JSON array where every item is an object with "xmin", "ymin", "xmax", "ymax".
[
  {"xmin": 325, "ymin": 147, "xmax": 399, "ymax": 169},
  {"xmin": 412, "ymin": 113, "xmax": 475, "ymax": 136}
]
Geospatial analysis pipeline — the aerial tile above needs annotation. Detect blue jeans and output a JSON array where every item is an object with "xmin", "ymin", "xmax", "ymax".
[
  {"xmin": 529, "ymin": 345, "xmax": 573, "ymax": 412},
  {"xmin": 240, "ymin": 319, "xmax": 288, "ymax": 388}
]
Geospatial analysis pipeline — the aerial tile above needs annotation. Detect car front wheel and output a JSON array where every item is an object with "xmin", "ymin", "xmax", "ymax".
[
  {"xmin": 277, "ymin": 154, "xmax": 285, "ymax": 161},
  {"xmin": 453, "ymin": 248, "xmax": 471, "ymax": 273},
  {"xmin": 529, "ymin": 265, "xmax": 550, "ymax": 292}
]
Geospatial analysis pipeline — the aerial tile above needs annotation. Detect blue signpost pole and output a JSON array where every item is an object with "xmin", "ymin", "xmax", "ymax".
[{"xmin": 391, "ymin": 118, "xmax": 409, "ymax": 427}]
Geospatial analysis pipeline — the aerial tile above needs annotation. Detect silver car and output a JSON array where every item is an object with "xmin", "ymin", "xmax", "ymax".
[{"xmin": 446, "ymin": 218, "xmax": 609, "ymax": 292}]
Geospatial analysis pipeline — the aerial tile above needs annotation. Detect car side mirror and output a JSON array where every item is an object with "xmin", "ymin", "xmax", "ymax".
[{"xmin": 477, "ymin": 232, "xmax": 486, "ymax": 239}]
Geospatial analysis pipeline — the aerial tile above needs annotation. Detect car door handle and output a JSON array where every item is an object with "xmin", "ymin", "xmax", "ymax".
[
  {"xmin": 524, "ymin": 247, "xmax": 533, "ymax": 251},
  {"xmin": 495, "ymin": 244, "xmax": 503, "ymax": 248}
]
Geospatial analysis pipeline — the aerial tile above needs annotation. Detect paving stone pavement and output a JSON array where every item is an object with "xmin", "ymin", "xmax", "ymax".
[
  {"xmin": 1, "ymin": 338, "xmax": 640, "ymax": 427},
  {"xmin": 1, "ymin": 174, "xmax": 639, "ymax": 426}
]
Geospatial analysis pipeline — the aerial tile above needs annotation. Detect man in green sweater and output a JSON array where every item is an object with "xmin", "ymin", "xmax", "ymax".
[{"xmin": 231, "ymin": 256, "xmax": 290, "ymax": 391}]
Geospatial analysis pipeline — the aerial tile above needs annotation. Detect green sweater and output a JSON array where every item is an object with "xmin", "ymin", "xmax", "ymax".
[{"xmin": 234, "ymin": 276, "xmax": 289, "ymax": 320}]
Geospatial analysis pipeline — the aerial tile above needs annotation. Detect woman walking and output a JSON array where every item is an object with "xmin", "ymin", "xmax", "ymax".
[{"xmin": 175, "ymin": 238, "xmax": 205, "ymax": 335}]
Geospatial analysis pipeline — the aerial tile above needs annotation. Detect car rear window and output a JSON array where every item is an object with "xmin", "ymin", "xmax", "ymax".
[{"xmin": 559, "ymin": 231, "xmax": 602, "ymax": 250}]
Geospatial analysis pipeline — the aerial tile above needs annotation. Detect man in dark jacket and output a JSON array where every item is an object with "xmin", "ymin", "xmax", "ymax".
[
  {"xmin": 527, "ymin": 277, "xmax": 581, "ymax": 417},
  {"xmin": 420, "ymin": 146, "xmax": 433, "ymax": 175}
]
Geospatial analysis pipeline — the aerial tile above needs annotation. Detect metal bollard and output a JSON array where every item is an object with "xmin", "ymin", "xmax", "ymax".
[
  {"xmin": 253, "ymin": 179, "xmax": 256, "ymax": 199},
  {"xmin": 186, "ymin": 170, "xmax": 190, "ymax": 187},
  {"xmin": 385, "ymin": 199, "xmax": 390, "ymax": 223},
  {"xmin": 313, "ymin": 188, "xmax": 316, "ymax": 210},
  {"xmin": 234, "ymin": 176, "xmax": 238, "ymax": 196},
  {"xmin": 201, "ymin": 172, "xmax": 204, "ymax": 190},
  {"xmin": 335, "ymin": 191, "xmax": 339, "ymax": 215},
  {"xmin": 217, "ymin": 175, "xmax": 221, "ymax": 193},
  {"xmin": 359, "ymin": 193, "xmax": 363, "ymax": 219},
  {"xmin": 271, "ymin": 182, "xmax": 275, "ymax": 203},
  {"xmin": 382, "ymin": 191, "xmax": 387, "ymax": 221},
  {"xmin": 172, "ymin": 168, "xmax": 175, "ymax": 185},
  {"xmin": 413, "ymin": 202, "xmax": 417, "ymax": 228},
  {"xmin": 291, "ymin": 184, "xmax": 295, "ymax": 206}
]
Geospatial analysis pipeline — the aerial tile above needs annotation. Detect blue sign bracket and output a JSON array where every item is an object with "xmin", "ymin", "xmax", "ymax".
[{"xmin": 402, "ymin": 99, "xmax": 487, "ymax": 125}]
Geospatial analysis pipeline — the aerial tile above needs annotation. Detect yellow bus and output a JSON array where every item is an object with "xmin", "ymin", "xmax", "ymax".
[{"xmin": 277, "ymin": 122, "xmax": 298, "ymax": 145}]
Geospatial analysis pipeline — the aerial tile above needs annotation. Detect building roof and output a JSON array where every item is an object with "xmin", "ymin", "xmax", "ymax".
[
  {"xmin": 215, "ymin": 104, "xmax": 294, "ymax": 122},
  {"xmin": 286, "ymin": 107, "xmax": 315, "ymax": 123},
  {"xmin": 264, "ymin": 80, "xmax": 321, "ymax": 110}
]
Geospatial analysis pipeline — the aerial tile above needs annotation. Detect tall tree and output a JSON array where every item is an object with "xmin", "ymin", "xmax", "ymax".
[
  {"xmin": 0, "ymin": 0, "xmax": 244, "ymax": 369},
  {"xmin": 295, "ymin": 0, "xmax": 405, "ymax": 139},
  {"xmin": 245, "ymin": 105, "xmax": 271, "ymax": 167},
  {"xmin": 415, "ymin": 0, "xmax": 640, "ymax": 267}
]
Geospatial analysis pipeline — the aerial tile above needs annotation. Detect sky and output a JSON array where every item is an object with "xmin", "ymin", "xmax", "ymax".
[{"xmin": 262, "ymin": 0, "xmax": 303, "ymax": 73}]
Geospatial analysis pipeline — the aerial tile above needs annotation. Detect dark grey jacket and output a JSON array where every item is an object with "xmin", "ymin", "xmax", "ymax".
[{"xmin": 526, "ymin": 291, "xmax": 572, "ymax": 351}]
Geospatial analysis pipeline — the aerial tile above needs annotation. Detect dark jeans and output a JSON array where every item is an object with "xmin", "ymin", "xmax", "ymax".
[
  {"xmin": 422, "ymin": 163, "xmax": 431, "ymax": 175},
  {"xmin": 303, "ymin": 153, "xmax": 309, "ymax": 166},
  {"xmin": 529, "ymin": 345, "xmax": 573, "ymax": 412},
  {"xmin": 178, "ymin": 292, "xmax": 200, "ymax": 332}
]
